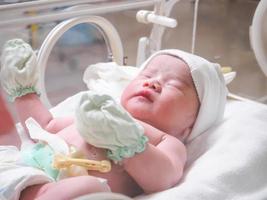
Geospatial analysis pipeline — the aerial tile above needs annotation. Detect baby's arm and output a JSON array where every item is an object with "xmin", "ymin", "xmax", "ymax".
[
  {"xmin": 0, "ymin": 39, "xmax": 74, "ymax": 134},
  {"xmin": 75, "ymin": 92, "xmax": 186, "ymax": 193},
  {"xmin": 0, "ymin": 90, "xmax": 21, "ymax": 147},
  {"xmin": 123, "ymin": 121, "xmax": 186, "ymax": 194},
  {"xmin": 15, "ymin": 93, "xmax": 74, "ymax": 133}
]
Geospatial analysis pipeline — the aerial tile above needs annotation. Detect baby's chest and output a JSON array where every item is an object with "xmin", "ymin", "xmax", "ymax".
[
  {"xmin": 56, "ymin": 124, "xmax": 107, "ymax": 161},
  {"xmin": 56, "ymin": 125, "xmax": 137, "ymax": 192}
]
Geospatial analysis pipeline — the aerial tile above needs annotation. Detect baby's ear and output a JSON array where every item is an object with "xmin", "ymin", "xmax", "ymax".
[{"xmin": 221, "ymin": 66, "xmax": 236, "ymax": 85}]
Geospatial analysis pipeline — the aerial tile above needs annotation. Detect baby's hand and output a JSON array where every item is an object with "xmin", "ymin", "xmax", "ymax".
[
  {"xmin": 0, "ymin": 39, "xmax": 39, "ymax": 101},
  {"xmin": 75, "ymin": 91, "xmax": 148, "ymax": 163}
]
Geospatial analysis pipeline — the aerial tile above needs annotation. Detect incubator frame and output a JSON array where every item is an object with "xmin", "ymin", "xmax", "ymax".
[
  {"xmin": 0, "ymin": 0, "xmax": 182, "ymax": 107},
  {"xmin": 36, "ymin": 16, "xmax": 124, "ymax": 107},
  {"xmin": 250, "ymin": 0, "xmax": 267, "ymax": 77}
]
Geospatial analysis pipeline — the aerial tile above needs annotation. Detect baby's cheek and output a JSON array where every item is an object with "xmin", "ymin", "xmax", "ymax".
[
  {"xmin": 120, "ymin": 89, "xmax": 129, "ymax": 107},
  {"xmin": 124, "ymin": 100, "xmax": 146, "ymax": 121},
  {"xmin": 122, "ymin": 100, "xmax": 136, "ymax": 116},
  {"xmin": 157, "ymin": 98, "xmax": 180, "ymax": 121}
]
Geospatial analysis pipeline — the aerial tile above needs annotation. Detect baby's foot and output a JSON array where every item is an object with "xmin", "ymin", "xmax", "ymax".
[{"xmin": 0, "ymin": 39, "xmax": 39, "ymax": 101}]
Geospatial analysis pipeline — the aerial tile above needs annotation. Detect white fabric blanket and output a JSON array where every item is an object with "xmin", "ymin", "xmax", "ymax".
[{"xmin": 50, "ymin": 92, "xmax": 267, "ymax": 200}]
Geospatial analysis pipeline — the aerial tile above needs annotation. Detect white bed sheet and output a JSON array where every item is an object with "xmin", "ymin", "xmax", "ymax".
[{"xmin": 136, "ymin": 97, "xmax": 267, "ymax": 200}]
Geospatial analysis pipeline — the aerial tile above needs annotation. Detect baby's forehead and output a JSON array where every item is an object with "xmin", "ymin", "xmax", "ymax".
[
  {"xmin": 144, "ymin": 54, "xmax": 189, "ymax": 74},
  {"xmin": 148, "ymin": 54, "xmax": 184, "ymax": 65},
  {"xmin": 142, "ymin": 54, "xmax": 194, "ymax": 85}
]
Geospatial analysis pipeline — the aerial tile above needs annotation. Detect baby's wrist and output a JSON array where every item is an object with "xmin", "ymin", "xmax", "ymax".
[
  {"xmin": 7, "ymin": 85, "xmax": 40, "ymax": 102},
  {"xmin": 106, "ymin": 135, "xmax": 149, "ymax": 164}
]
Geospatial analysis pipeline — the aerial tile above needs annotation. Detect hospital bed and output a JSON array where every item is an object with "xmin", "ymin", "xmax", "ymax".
[{"xmin": 1, "ymin": 0, "xmax": 267, "ymax": 199}]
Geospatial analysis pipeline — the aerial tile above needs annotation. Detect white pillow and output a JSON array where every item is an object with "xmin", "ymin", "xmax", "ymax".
[
  {"xmin": 135, "ymin": 98, "xmax": 267, "ymax": 200},
  {"xmin": 51, "ymin": 62, "xmax": 138, "ymax": 117},
  {"xmin": 82, "ymin": 62, "xmax": 139, "ymax": 103}
]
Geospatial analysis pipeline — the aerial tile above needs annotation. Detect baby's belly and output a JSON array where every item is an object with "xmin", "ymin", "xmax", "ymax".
[{"xmin": 57, "ymin": 125, "xmax": 142, "ymax": 197}]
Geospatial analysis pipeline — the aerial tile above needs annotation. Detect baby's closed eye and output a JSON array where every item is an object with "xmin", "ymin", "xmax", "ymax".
[
  {"xmin": 165, "ymin": 80, "xmax": 183, "ymax": 89},
  {"xmin": 139, "ymin": 72, "xmax": 152, "ymax": 79}
]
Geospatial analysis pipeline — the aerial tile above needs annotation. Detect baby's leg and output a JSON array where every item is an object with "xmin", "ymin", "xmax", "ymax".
[
  {"xmin": 15, "ymin": 93, "xmax": 74, "ymax": 133},
  {"xmin": 20, "ymin": 176, "xmax": 110, "ymax": 200}
]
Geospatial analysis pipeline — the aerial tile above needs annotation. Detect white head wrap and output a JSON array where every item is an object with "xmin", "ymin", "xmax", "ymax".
[{"xmin": 139, "ymin": 49, "xmax": 228, "ymax": 143}]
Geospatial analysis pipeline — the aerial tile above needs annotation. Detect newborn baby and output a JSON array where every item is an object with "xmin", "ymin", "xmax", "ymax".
[{"xmin": 0, "ymin": 39, "xmax": 227, "ymax": 200}]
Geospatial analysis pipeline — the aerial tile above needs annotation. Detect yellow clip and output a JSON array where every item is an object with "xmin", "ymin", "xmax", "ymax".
[
  {"xmin": 221, "ymin": 66, "xmax": 232, "ymax": 74},
  {"xmin": 53, "ymin": 154, "xmax": 111, "ymax": 173}
]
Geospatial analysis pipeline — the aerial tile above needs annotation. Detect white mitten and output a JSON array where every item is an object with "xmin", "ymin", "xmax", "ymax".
[
  {"xmin": 75, "ymin": 91, "xmax": 148, "ymax": 162},
  {"xmin": 0, "ymin": 39, "xmax": 39, "ymax": 101}
]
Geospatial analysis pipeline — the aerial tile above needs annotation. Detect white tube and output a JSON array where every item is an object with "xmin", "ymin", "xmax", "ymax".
[
  {"xmin": 136, "ymin": 10, "xmax": 177, "ymax": 28},
  {"xmin": 147, "ymin": 12, "xmax": 177, "ymax": 28},
  {"xmin": 136, "ymin": 37, "xmax": 149, "ymax": 67},
  {"xmin": 191, "ymin": 0, "xmax": 200, "ymax": 54}
]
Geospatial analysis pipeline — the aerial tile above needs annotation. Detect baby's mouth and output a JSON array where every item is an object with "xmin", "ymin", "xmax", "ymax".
[{"xmin": 135, "ymin": 90, "xmax": 154, "ymax": 102}]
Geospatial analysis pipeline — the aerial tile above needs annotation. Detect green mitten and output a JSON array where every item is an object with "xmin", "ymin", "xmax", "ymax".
[
  {"xmin": 75, "ymin": 91, "xmax": 148, "ymax": 163},
  {"xmin": 0, "ymin": 39, "xmax": 39, "ymax": 101}
]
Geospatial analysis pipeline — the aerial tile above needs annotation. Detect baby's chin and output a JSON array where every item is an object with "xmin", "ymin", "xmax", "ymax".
[
  {"xmin": 126, "ymin": 106, "xmax": 144, "ymax": 120},
  {"xmin": 124, "ymin": 103, "xmax": 149, "ymax": 122}
]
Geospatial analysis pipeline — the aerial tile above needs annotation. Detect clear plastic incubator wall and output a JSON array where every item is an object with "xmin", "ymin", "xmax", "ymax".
[{"xmin": 1, "ymin": 0, "xmax": 267, "ymax": 200}]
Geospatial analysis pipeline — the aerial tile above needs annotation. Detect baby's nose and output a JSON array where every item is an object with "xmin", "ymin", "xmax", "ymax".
[{"xmin": 143, "ymin": 80, "xmax": 162, "ymax": 93}]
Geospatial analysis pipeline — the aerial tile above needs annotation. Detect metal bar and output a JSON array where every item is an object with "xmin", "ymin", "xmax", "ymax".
[
  {"xmin": 0, "ymin": 0, "xmax": 109, "ymax": 12},
  {"xmin": 0, "ymin": 0, "xmax": 158, "ymax": 28}
]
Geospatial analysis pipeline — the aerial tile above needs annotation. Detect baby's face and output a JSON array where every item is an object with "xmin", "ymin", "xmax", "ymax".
[{"xmin": 121, "ymin": 54, "xmax": 200, "ymax": 139}]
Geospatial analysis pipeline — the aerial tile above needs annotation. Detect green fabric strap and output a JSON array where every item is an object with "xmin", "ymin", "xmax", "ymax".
[
  {"xmin": 21, "ymin": 143, "xmax": 59, "ymax": 180},
  {"xmin": 107, "ymin": 135, "xmax": 148, "ymax": 162},
  {"xmin": 8, "ymin": 85, "xmax": 39, "ymax": 102}
]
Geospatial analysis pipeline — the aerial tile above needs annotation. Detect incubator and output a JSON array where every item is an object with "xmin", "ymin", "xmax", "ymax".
[{"xmin": 1, "ymin": 0, "xmax": 267, "ymax": 200}]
